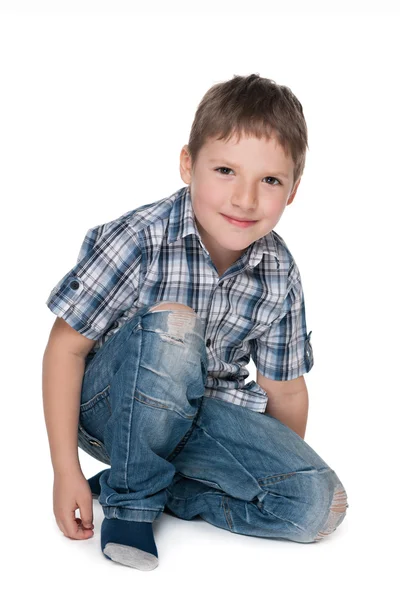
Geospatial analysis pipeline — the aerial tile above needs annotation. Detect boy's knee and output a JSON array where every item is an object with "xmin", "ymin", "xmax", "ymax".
[
  {"xmin": 313, "ymin": 482, "xmax": 348, "ymax": 542},
  {"xmin": 148, "ymin": 302, "xmax": 199, "ymax": 341},
  {"xmin": 149, "ymin": 302, "xmax": 196, "ymax": 314}
]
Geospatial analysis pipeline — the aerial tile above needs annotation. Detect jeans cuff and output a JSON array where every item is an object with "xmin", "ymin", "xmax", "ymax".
[{"xmin": 101, "ymin": 506, "xmax": 164, "ymax": 522}]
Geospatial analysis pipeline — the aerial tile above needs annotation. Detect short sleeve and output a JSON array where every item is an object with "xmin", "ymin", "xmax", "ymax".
[
  {"xmin": 250, "ymin": 262, "xmax": 314, "ymax": 380},
  {"xmin": 45, "ymin": 222, "xmax": 142, "ymax": 340}
]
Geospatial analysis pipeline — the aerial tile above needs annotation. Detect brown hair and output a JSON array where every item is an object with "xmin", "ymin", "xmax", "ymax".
[{"xmin": 187, "ymin": 73, "xmax": 309, "ymax": 189}]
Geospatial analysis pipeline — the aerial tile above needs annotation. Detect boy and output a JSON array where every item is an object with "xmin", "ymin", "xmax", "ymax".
[{"xmin": 42, "ymin": 73, "xmax": 348, "ymax": 571}]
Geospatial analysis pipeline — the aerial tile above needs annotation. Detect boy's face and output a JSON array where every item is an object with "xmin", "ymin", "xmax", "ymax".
[{"xmin": 179, "ymin": 132, "xmax": 301, "ymax": 273}]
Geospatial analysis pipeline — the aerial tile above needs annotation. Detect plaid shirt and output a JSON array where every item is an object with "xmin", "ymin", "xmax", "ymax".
[{"xmin": 45, "ymin": 185, "xmax": 314, "ymax": 413}]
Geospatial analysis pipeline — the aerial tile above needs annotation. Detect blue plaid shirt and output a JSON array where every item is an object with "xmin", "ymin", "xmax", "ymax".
[{"xmin": 45, "ymin": 185, "xmax": 314, "ymax": 413}]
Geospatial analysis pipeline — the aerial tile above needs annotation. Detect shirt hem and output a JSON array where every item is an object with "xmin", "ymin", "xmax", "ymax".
[{"xmin": 45, "ymin": 300, "xmax": 102, "ymax": 341}]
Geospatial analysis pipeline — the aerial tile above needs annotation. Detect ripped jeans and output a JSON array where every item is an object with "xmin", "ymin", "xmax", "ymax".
[{"xmin": 78, "ymin": 302, "xmax": 348, "ymax": 543}]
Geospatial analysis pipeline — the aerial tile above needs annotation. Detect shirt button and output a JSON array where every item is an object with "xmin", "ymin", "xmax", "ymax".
[
  {"xmin": 70, "ymin": 280, "xmax": 80, "ymax": 290},
  {"xmin": 206, "ymin": 338, "xmax": 211, "ymax": 347}
]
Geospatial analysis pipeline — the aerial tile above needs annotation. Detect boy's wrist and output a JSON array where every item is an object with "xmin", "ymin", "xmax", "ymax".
[{"xmin": 52, "ymin": 455, "xmax": 82, "ymax": 477}]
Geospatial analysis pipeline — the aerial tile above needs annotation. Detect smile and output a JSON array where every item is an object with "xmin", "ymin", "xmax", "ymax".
[{"xmin": 221, "ymin": 214, "xmax": 258, "ymax": 228}]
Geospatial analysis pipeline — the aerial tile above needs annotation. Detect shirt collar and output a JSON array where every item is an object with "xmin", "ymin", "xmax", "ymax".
[{"xmin": 167, "ymin": 185, "xmax": 280, "ymax": 269}]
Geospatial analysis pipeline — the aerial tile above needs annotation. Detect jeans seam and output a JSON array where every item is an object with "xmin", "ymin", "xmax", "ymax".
[
  {"xmin": 222, "ymin": 496, "xmax": 233, "ymax": 531},
  {"xmin": 102, "ymin": 505, "xmax": 161, "ymax": 512},
  {"xmin": 165, "ymin": 400, "xmax": 204, "ymax": 462},
  {"xmin": 116, "ymin": 318, "xmax": 144, "ymax": 495},
  {"xmin": 80, "ymin": 384, "xmax": 111, "ymax": 412},
  {"xmin": 134, "ymin": 392, "xmax": 197, "ymax": 420}
]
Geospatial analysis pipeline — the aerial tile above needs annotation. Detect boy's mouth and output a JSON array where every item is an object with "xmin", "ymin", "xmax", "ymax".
[{"xmin": 221, "ymin": 213, "xmax": 258, "ymax": 227}]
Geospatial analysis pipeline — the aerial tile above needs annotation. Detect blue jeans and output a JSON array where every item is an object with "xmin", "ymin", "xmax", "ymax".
[{"xmin": 78, "ymin": 302, "xmax": 348, "ymax": 543}]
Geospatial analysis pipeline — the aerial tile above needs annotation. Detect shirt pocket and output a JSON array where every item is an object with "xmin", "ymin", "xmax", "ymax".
[
  {"xmin": 214, "ymin": 313, "xmax": 259, "ymax": 364},
  {"xmin": 251, "ymin": 295, "xmax": 286, "ymax": 332}
]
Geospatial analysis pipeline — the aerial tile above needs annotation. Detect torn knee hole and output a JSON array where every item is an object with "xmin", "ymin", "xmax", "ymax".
[
  {"xmin": 150, "ymin": 304, "xmax": 197, "ymax": 340},
  {"xmin": 314, "ymin": 483, "xmax": 348, "ymax": 541},
  {"xmin": 166, "ymin": 311, "xmax": 197, "ymax": 339}
]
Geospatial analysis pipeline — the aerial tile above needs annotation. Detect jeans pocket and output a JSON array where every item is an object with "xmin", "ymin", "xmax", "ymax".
[
  {"xmin": 77, "ymin": 423, "xmax": 111, "ymax": 464},
  {"xmin": 177, "ymin": 473, "xmax": 225, "ymax": 492},
  {"xmin": 79, "ymin": 385, "xmax": 112, "ymax": 463}
]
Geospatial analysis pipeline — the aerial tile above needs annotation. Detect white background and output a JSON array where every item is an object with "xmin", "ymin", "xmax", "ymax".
[{"xmin": 1, "ymin": 0, "xmax": 398, "ymax": 597}]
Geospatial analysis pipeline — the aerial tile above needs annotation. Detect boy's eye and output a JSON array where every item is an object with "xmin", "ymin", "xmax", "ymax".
[
  {"xmin": 215, "ymin": 167, "xmax": 281, "ymax": 186},
  {"xmin": 264, "ymin": 176, "xmax": 281, "ymax": 186},
  {"xmin": 216, "ymin": 167, "xmax": 234, "ymax": 176}
]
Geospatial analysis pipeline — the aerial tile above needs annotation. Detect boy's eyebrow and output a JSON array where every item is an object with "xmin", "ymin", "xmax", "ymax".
[{"xmin": 209, "ymin": 158, "xmax": 289, "ymax": 179}]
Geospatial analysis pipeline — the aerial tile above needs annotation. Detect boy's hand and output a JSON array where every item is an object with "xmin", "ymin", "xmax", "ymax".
[{"xmin": 53, "ymin": 471, "xmax": 95, "ymax": 540}]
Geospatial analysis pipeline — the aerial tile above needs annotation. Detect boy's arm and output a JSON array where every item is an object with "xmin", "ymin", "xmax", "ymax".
[
  {"xmin": 251, "ymin": 259, "xmax": 313, "ymax": 440},
  {"xmin": 42, "ymin": 318, "xmax": 99, "ymax": 540},
  {"xmin": 43, "ymin": 222, "xmax": 140, "ymax": 539},
  {"xmin": 42, "ymin": 317, "xmax": 96, "ymax": 475},
  {"xmin": 256, "ymin": 372, "xmax": 309, "ymax": 439}
]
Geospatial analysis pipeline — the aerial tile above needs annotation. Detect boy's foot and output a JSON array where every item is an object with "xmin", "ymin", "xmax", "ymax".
[
  {"xmin": 87, "ymin": 471, "xmax": 159, "ymax": 570},
  {"xmin": 101, "ymin": 517, "xmax": 159, "ymax": 570}
]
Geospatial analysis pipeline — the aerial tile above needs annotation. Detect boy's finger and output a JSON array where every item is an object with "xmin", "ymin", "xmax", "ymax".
[
  {"xmin": 76, "ymin": 516, "xmax": 94, "ymax": 529},
  {"xmin": 62, "ymin": 514, "xmax": 94, "ymax": 540},
  {"xmin": 78, "ymin": 498, "xmax": 94, "ymax": 529}
]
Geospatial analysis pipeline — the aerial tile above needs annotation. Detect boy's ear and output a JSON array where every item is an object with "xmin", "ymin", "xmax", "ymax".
[
  {"xmin": 286, "ymin": 177, "xmax": 301, "ymax": 206},
  {"xmin": 179, "ymin": 145, "xmax": 192, "ymax": 184}
]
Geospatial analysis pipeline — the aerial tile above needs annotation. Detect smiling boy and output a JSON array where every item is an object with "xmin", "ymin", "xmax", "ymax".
[{"xmin": 43, "ymin": 73, "xmax": 348, "ymax": 571}]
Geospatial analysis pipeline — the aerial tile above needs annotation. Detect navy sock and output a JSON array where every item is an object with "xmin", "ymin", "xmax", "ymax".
[
  {"xmin": 101, "ymin": 517, "xmax": 158, "ymax": 568},
  {"xmin": 87, "ymin": 471, "xmax": 159, "ymax": 570}
]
